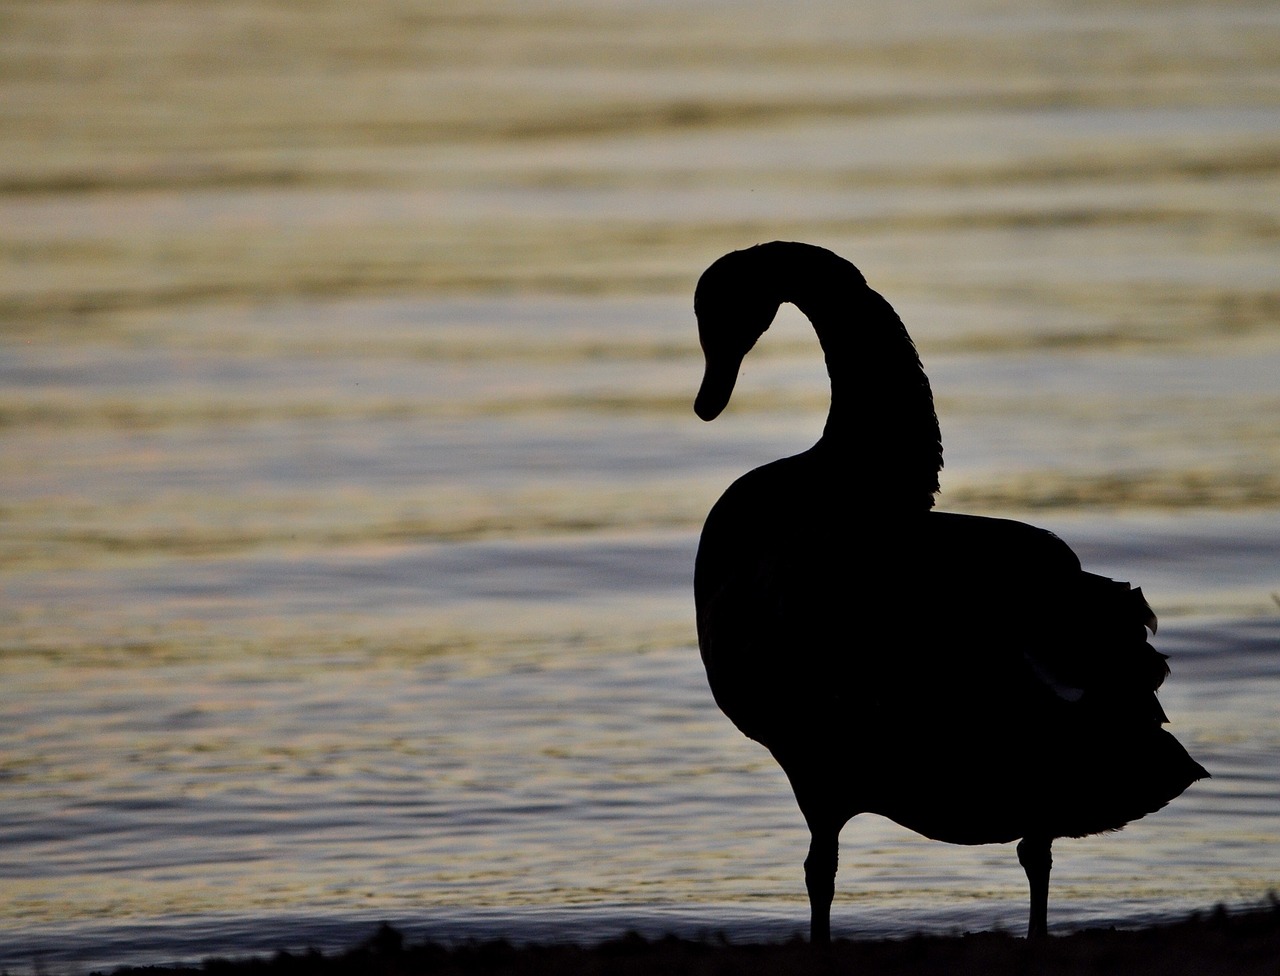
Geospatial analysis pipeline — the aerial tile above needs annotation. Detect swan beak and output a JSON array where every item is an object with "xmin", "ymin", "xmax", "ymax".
[{"xmin": 695, "ymin": 355, "xmax": 741, "ymax": 421}]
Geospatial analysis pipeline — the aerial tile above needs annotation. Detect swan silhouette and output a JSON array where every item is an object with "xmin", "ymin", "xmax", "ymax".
[{"xmin": 692, "ymin": 242, "xmax": 1208, "ymax": 943}]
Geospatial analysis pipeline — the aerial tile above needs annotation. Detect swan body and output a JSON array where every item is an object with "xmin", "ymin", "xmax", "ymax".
[{"xmin": 692, "ymin": 242, "xmax": 1207, "ymax": 942}]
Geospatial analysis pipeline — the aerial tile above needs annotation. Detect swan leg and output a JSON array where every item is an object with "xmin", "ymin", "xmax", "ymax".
[
  {"xmin": 804, "ymin": 825, "xmax": 839, "ymax": 945},
  {"xmin": 1017, "ymin": 835, "xmax": 1053, "ymax": 939}
]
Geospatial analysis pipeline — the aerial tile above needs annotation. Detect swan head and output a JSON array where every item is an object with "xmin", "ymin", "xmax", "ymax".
[
  {"xmin": 692, "ymin": 243, "xmax": 944, "ymax": 506},
  {"xmin": 693, "ymin": 247, "xmax": 784, "ymax": 421}
]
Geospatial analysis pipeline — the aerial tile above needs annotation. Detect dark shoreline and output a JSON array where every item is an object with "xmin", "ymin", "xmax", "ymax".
[{"xmin": 96, "ymin": 899, "xmax": 1279, "ymax": 976}]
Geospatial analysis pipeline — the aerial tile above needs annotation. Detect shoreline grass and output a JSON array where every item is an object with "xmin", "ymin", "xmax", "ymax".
[{"xmin": 93, "ymin": 898, "xmax": 1280, "ymax": 976}]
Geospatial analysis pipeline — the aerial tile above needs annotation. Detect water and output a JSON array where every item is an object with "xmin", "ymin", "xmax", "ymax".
[{"xmin": 2, "ymin": 0, "xmax": 1279, "ymax": 972}]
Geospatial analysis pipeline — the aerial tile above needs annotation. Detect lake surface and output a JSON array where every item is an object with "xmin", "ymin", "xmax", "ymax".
[{"xmin": 2, "ymin": 1, "xmax": 1279, "ymax": 972}]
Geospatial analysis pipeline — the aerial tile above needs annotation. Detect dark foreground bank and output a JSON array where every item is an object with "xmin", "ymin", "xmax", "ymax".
[{"xmin": 99, "ymin": 900, "xmax": 1279, "ymax": 976}]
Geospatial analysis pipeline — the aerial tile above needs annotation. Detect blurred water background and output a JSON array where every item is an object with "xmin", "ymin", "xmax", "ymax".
[{"xmin": 2, "ymin": 0, "xmax": 1279, "ymax": 971}]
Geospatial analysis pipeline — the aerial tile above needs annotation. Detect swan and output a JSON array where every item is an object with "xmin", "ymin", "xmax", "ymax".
[{"xmin": 691, "ymin": 241, "xmax": 1208, "ymax": 943}]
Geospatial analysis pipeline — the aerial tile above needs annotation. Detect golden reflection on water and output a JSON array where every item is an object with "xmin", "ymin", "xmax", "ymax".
[{"xmin": 2, "ymin": 1, "xmax": 1278, "ymax": 307}]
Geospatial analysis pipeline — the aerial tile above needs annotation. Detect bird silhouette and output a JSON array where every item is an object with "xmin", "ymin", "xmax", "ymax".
[{"xmin": 692, "ymin": 241, "xmax": 1208, "ymax": 943}]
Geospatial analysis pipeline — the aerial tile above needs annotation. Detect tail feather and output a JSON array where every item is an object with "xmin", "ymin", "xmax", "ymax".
[{"xmin": 1027, "ymin": 572, "xmax": 1174, "ymax": 725}]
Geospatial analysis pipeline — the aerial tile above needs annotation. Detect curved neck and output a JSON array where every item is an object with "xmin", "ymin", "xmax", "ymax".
[{"xmin": 752, "ymin": 242, "xmax": 943, "ymax": 508}]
